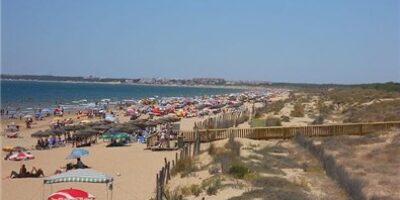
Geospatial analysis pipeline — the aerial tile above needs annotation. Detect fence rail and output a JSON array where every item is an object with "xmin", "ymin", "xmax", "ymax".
[{"xmin": 147, "ymin": 121, "xmax": 400, "ymax": 147}]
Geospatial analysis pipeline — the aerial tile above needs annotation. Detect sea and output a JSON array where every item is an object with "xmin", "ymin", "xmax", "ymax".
[{"xmin": 0, "ymin": 80, "xmax": 242, "ymax": 112}]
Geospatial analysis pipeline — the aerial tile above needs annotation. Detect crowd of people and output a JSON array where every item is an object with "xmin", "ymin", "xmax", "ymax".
[
  {"xmin": 36, "ymin": 136, "xmax": 66, "ymax": 150},
  {"xmin": 155, "ymin": 123, "xmax": 177, "ymax": 148}
]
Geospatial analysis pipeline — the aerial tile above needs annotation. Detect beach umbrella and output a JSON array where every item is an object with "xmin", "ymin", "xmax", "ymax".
[
  {"xmin": 66, "ymin": 148, "xmax": 89, "ymax": 159},
  {"xmin": 44, "ymin": 169, "xmax": 113, "ymax": 184},
  {"xmin": 48, "ymin": 188, "xmax": 95, "ymax": 200},
  {"xmin": 8, "ymin": 151, "xmax": 35, "ymax": 161},
  {"xmin": 51, "ymin": 127, "xmax": 66, "ymax": 135},
  {"xmin": 31, "ymin": 130, "xmax": 45, "ymax": 138},
  {"xmin": 113, "ymin": 125, "xmax": 135, "ymax": 134},
  {"xmin": 64, "ymin": 124, "xmax": 84, "ymax": 131},
  {"xmin": 11, "ymin": 146, "xmax": 27, "ymax": 152},
  {"xmin": 31, "ymin": 130, "xmax": 52, "ymax": 138},
  {"xmin": 74, "ymin": 128, "xmax": 98, "ymax": 137},
  {"xmin": 92, "ymin": 124, "xmax": 111, "ymax": 131},
  {"xmin": 105, "ymin": 127, "xmax": 122, "ymax": 133},
  {"xmin": 100, "ymin": 132, "xmax": 130, "ymax": 140}
]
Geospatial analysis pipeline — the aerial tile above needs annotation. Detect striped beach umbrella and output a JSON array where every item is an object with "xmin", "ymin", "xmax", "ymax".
[
  {"xmin": 43, "ymin": 169, "xmax": 113, "ymax": 184},
  {"xmin": 48, "ymin": 188, "xmax": 95, "ymax": 200}
]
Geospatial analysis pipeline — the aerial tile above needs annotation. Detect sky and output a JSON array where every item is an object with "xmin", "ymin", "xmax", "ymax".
[{"xmin": 1, "ymin": 0, "xmax": 399, "ymax": 84}]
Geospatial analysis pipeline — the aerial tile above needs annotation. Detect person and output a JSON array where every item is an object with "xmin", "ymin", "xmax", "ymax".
[
  {"xmin": 4, "ymin": 151, "xmax": 12, "ymax": 160},
  {"xmin": 29, "ymin": 167, "xmax": 45, "ymax": 177},
  {"xmin": 25, "ymin": 119, "xmax": 30, "ymax": 128},
  {"xmin": 10, "ymin": 164, "xmax": 28, "ymax": 178},
  {"xmin": 43, "ymin": 138, "xmax": 49, "ymax": 149},
  {"xmin": 57, "ymin": 135, "xmax": 63, "ymax": 144},
  {"xmin": 65, "ymin": 163, "xmax": 74, "ymax": 171},
  {"xmin": 75, "ymin": 157, "xmax": 88, "ymax": 169},
  {"xmin": 36, "ymin": 139, "xmax": 43, "ymax": 150},
  {"xmin": 158, "ymin": 130, "xmax": 166, "ymax": 148}
]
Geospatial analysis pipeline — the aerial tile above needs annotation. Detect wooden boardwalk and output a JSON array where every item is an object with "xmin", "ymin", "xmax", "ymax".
[{"xmin": 147, "ymin": 121, "xmax": 400, "ymax": 147}]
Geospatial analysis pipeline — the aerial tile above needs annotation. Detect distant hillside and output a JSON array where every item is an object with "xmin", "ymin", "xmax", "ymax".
[
  {"xmin": 269, "ymin": 82, "xmax": 400, "ymax": 92},
  {"xmin": 1, "ymin": 74, "xmax": 399, "ymax": 92}
]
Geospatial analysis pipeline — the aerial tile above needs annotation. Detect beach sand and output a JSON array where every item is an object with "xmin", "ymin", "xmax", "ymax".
[{"xmin": 1, "ymin": 112, "xmax": 179, "ymax": 200}]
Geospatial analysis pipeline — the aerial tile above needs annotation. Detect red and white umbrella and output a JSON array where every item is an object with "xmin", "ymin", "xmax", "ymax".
[
  {"xmin": 48, "ymin": 188, "xmax": 95, "ymax": 200},
  {"xmin": 8, "ymin": 151, "xmax": 34, "ymax": 161}
]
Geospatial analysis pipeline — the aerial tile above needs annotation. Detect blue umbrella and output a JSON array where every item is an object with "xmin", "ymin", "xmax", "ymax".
[{"xmin": 66, "ymin": 148, "xmax": 89, "ymax": 159}]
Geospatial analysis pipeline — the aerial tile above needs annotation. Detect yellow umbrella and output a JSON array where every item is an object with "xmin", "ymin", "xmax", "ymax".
[
  {"xmin": 80, "ymin": 120, "xmax": 91, "ymax": 124},
  {"xmin": 2, "ymin": 145, "xmax": 13, "ymax": 152}
]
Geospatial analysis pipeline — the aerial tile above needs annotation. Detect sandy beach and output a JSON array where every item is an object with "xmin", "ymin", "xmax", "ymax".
[{"xmin": 1, "ymin": 112, "xmax": 180, "ymax": 200}]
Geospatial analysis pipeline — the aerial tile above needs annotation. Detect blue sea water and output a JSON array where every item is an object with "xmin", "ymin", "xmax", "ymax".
[{"xmin": 0, "ymin": 80, "xmax": 241, "ymax": 110}]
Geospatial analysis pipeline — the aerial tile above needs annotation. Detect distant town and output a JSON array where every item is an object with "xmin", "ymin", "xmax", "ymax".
[{"xmin": 0, "ymin": 74, "xmax": 270, "ymax": 87}]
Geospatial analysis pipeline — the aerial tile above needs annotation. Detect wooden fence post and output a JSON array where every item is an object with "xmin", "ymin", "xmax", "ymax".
[
  {"xmin": 166, "ymin": 161, "xmax": 171, "ymax": 184},
  {"xmin": 157, "ymin": 171, "xmax": 162, "ymax": 200}
]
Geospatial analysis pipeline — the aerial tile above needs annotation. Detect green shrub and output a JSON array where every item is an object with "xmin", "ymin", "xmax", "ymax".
[
  {"xmin": 254, "ymin": 112, "xmax": 263, "ymax": 119},
  {"xmin": 164, "ymin": 187, "xmax": 181, "ymax": 200},
  {"xmin": 229, "ymin": 164, "xmax": 251, "ymax": 179},
  {"xmin": 267, "ymin": 100, "xmax": 285, "ymax": 115},
  {"xmin": 201, "ymin": 175, "xmax": 222, "ymax": 189},
  {"xmin": 212, "ymin": 136, "xmax": 241, "ymax": 173},
  {"xmin": 281, "ymin": 115, "xmax": 290, "ymax": 122},
  {"xmin": 291, "ymin": 103, "xmax": 305, "ymax": 117},
  {"xmin": 265, "ymin": 117, "xmax": 282, "ymax": 126},
  {"xmin": 251, "ymin": 118, "xmax": 267, "ymax": 127},
  {"xmin": 180, "ymin": 186, "xmax": 191, "ymax": 196},
  {"xmin": 208, "ymin": 143, "xmax": 216, "ymax": 155},
  {"xmin": 206, "ymin": 185, "xmax": 218, "ymax": 195},
  {"xmin": 190, "ymin": 184, "xmax": 202, "ymax": 197},
  {"xmin": 202, "ymin": 175, "xmax": 222, "ymax": 196}
]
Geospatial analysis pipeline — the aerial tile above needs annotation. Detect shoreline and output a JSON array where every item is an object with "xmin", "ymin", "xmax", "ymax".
[
  {"xmin": 1, "ymin": 78, "xmax": 260, "ymax": 90},
  {"xmin": 1, "ymin": 79, "xmax": 260, "ymax": 111}
]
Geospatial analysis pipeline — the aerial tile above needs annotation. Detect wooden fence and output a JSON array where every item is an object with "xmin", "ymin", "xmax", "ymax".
[
  {"xmin": 155, "ymin": 136, "xmax": 201, "ymax": 200},
  {"xmin": 151, "ymin": 121, "xmax": 400, "ymax": 199},
  {"xmin": 147, "ymin": 121, "xmax": 400, "ymax": 147},
  {"xmin": 194, "ymin": 108, "xmax": 251, "ymax": 130}
]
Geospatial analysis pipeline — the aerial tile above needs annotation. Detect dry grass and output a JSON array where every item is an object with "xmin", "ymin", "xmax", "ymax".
[
  {"xmin": 295, "ymin": 135, "xmax": 367, "ymax": 200},
  {"xmin": 343, "ymin": 100, "xmax": 400, "ymax": 123},
  {"xmin": 309, "ymin": 129, "xmax": 400, "ymax": 199},
  {"xmin": 266, "ymin": 100, "xmax": 285, "ymax": 115},
  {"xmin": 290, "ymin": 102, "xmax": 305, "ymax": 117},
  {"xmin": 265, "ymin": 117, "xmax": 282, "ymax": 126},
  {"xmin": 228, "ymin": 177, "xmax": 310, "ymax": 200},
  {"xmin": 292, "ymin": 87, "xmax": 400, "ymax": 123},
  {"xmin": 171, "ymin": 157, "xmax": 199, "ymax": 177}
]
